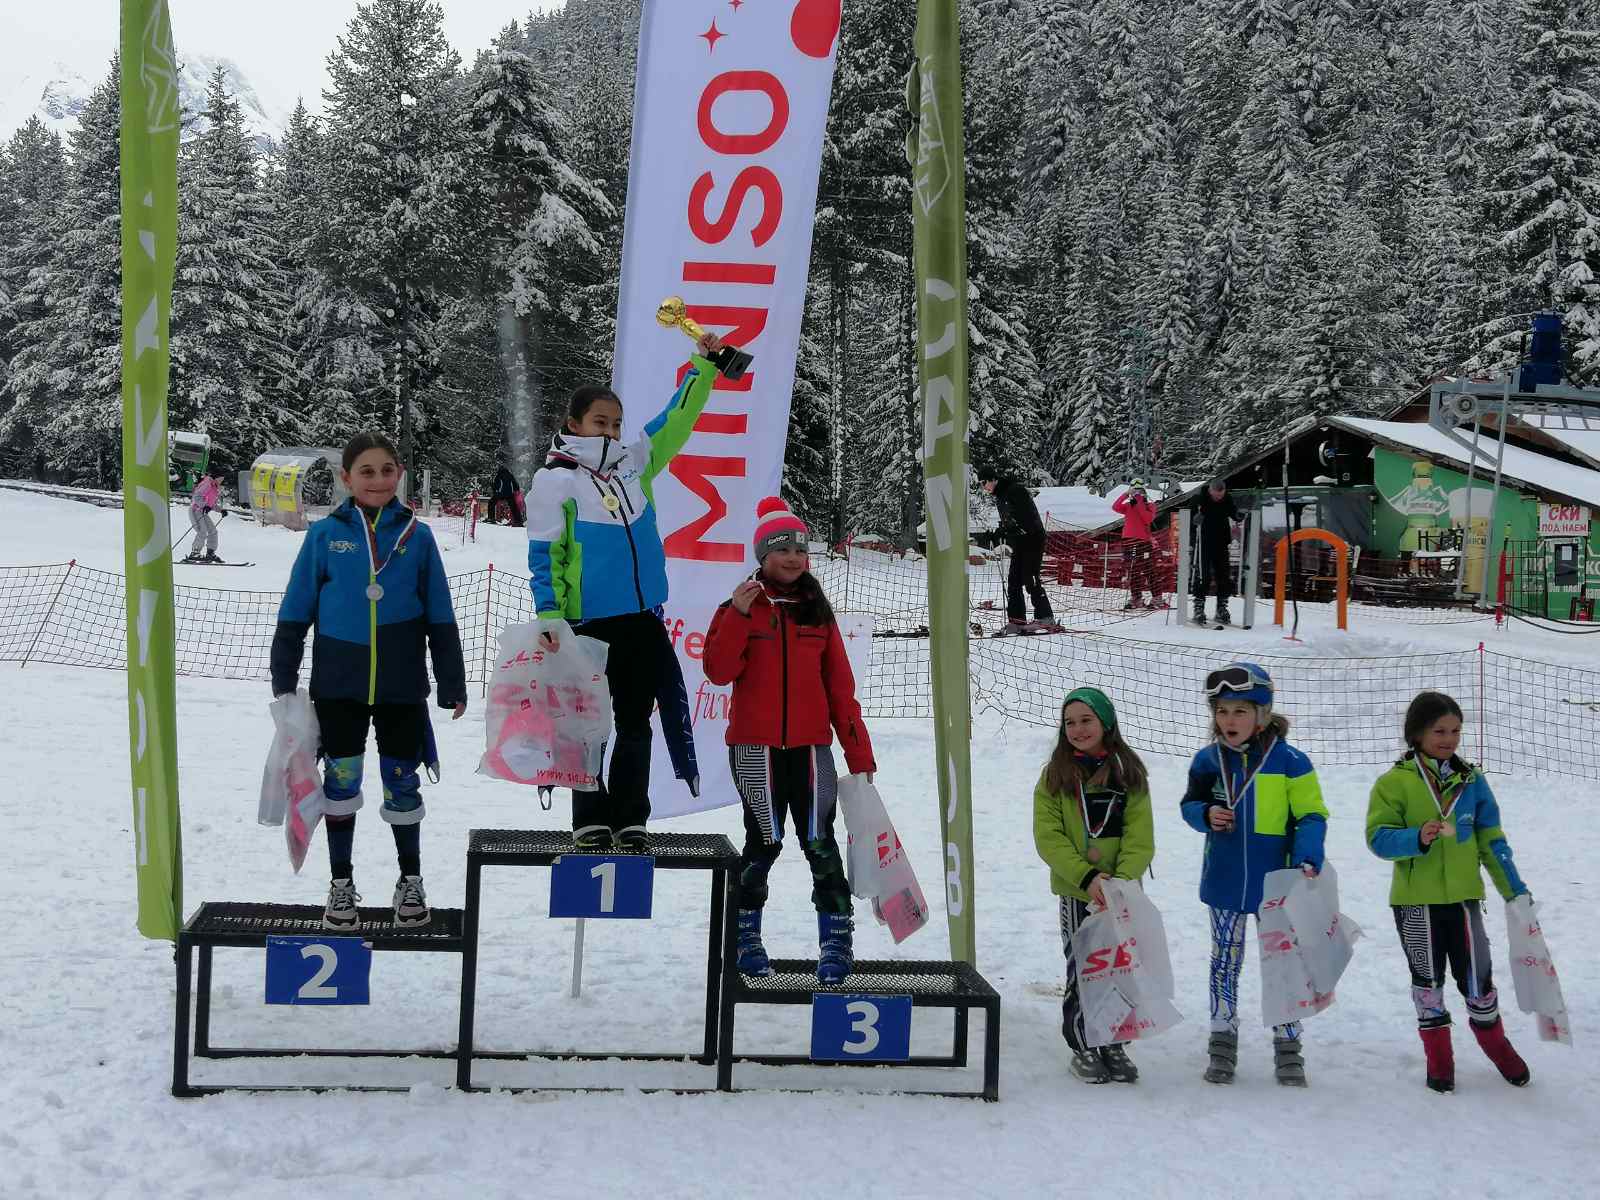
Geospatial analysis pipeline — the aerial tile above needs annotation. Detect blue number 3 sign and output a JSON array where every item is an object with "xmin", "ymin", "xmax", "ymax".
[
  {"xmin": 810, "ymin": 994, "xmax": 912, "ymax": 1062},
  {"xmin": 265, "ymin": 936, "xmax": 372, "ymax": 1005}
]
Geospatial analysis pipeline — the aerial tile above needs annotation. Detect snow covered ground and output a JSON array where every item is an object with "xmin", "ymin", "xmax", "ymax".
[{"xmin": 4, "ymin": 490, "xmax": 1598, "ymax": 1198}]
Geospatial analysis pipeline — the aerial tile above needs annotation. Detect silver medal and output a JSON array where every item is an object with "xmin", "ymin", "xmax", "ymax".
[{"xmin": 366, "ymin": 583, "xmax": 384, "ymax": 601}]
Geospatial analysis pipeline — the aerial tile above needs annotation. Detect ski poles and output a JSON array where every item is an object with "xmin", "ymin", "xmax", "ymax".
[{"xmin": 171, "ymin": 507, "xmax": 229, "ymax": 553}]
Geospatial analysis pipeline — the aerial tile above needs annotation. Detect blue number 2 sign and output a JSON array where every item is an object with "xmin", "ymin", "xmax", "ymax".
[
  {"xmin": 265, "ymin": 936, "xmax": 372, "ymax": 1005},
  {"xmin": 810, "ymin": 994, "xmax": 912, "ymax": 1062}
]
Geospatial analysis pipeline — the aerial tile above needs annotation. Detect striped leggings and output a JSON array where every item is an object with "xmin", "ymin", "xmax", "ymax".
[
  {"xmin": 1393, "ymin": 901, "xmax": 1499, "ymax": 1029},
  {"xmin": 729, "ymin": 744, "xmax": 851, "ymax": 915},
  {"xmin": 1210, "ymin": 906, "xmax": 1301, "ymax": 1039}
]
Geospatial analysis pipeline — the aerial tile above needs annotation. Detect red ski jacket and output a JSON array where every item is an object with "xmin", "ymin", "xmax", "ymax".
[
  {"xmin": 703, "ymin": 590, "xmax": 875, "ymax": 775},
  {"xmin": 1112, "ymin": 491, "xmax": 1156, "ymax": 543}
]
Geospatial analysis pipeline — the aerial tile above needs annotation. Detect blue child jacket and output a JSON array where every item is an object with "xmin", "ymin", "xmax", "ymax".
[
  {"xmin": 1180, "ymin": 735, "xmax": 1329, "ymax": 913},
  {"xmin": 271, "ymin": 498, "xmax": 466, "ymax": 708}
]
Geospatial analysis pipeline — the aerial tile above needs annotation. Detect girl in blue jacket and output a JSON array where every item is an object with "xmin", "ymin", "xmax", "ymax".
[
  {"xmin": 1180, "ymin": 662, "xmax": 1328, "ymax": 1087},
  {"xmin": 271, "ymin": 433, "xmax": 467, "ymax": 931},
  {"xmin": 524, "ymin": 333, "xmax": 722, "ymax": 853}
]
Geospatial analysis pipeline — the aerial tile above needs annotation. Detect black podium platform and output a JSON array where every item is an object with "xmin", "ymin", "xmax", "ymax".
[
  {"xmin": 455, "ymin": 828, "xmax": 739, "ymax": 1091},
  {"xmin": 724, "ymin": 957, "xmax": 1001, "ymax": 1100},
  {"xmin": 173, "ymin": 901, "xmax": 467, "ymax": 1096}
]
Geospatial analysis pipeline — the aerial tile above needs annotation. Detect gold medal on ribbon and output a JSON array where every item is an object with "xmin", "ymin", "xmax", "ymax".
[{"xmin": 602, "ymin": 493, "xmax": 621, "ymax": 512}]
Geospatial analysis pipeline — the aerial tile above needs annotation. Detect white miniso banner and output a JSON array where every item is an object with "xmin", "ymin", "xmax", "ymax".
[{"xmin": 612, "ymin": 0, "xmax": 843, "ymax": 817}]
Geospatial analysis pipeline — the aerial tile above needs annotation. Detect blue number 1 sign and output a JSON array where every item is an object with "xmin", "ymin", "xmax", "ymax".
[
  {"xmin": 265, "ymin": 936, "xmax": 372, "ymax": 1005},
  {"xmin": 550, "ymin": 855, "xmax": 654, "ymax": 919}
]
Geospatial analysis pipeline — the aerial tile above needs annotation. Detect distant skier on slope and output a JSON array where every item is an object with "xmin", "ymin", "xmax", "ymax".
[
  {"xmin": 182, "ymin": 472, "xmax": 223, "ymax": 563},
  {"xmin": 980, "ymin": 472, "xmax": 1059, "ymax": 635}
]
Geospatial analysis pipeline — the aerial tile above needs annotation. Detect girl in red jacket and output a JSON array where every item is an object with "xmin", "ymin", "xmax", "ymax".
[{"xmin": 704, "ymin": 497, "xmax": 875, "ymax": 986}]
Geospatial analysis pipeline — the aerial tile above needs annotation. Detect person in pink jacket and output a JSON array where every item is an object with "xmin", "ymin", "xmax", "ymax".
[
  {"xmin": 1111, "ymin": 480, "xmax": 1166, "ymax": 610},
  {"xmin": 183, "ymin": 472, "xmax": 223, "ymax": 563}
]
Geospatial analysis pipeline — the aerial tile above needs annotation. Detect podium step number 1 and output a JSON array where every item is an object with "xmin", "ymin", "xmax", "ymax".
[
  {"xmin": 265, "ymin": 936, "xmax": 372, "ymax": 1005},
  {"xmin": 550, "ymin": 855, "xmax": 654, "ymax": 919},
  {"xmin": 810, "ymin": 994, "xmax": 912, "ymax": 1062}
]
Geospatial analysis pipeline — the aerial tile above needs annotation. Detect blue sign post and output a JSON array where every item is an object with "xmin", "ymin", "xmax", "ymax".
[
  {"xmin": 265, "ymin": 936, "xmax": 372, "ymax": 1005},
  {"xmin": 810, "ymin": 994, "xmax": 913, "ymax": 1062}
]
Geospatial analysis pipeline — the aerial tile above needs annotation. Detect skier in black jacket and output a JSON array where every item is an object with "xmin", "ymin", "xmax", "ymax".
[
  {"xmin": 981, "ymin": 474, "xmax": 1058, "ymax": 635},
  {"xmin": 1191, "ymin": 479, "xmax": 1241, "ymax": 624}
]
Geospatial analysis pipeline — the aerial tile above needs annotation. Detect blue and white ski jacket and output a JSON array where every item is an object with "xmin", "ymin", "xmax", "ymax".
[
  {"xmin": 526, "ymin": 357, "xmax": 718, "ymax": 623},
  {"xmin": 271, "ymin": 498, "xmax": 466, "ymax": 707},
  {"xmin": 1180, "ymin": 734, "xmax": 1329, "ymax": 913}
]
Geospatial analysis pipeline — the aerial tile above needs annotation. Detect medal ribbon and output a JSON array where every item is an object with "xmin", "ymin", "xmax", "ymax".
[
  {"xmin": 1413, "ymin": 756, "xmax": 1459, "ymax": 818},
  {"xmin": 1076, "ymin": 779, "xmax": 1116, "ymax": 841},
  {"xmin": 1215, "ymin": 735, "xmax": 1276, "ymax": 812},
  {"xmin": 361, "ymin": 507, "xmax": 417, "ymax": 592}
]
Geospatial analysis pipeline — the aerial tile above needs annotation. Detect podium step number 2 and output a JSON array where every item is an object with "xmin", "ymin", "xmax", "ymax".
[
  {"xmin": 550, "ymin": 855, "xmax": 654, "ymax": 919},
  {"xmin": 265, "ymin": 936, "xmax": 372, "ymax": 1005},
  {"xmin": 810, "ymin": 994, "xmax": 912, "ymax": 1063}
]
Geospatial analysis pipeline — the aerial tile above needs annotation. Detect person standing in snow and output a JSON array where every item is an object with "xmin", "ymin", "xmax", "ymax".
[
  {"xmin": 1032, "ymin": 686, "xmax": 1155, "ymax": 1084},
  {"xmin": 1191, "ymin": 479, "xmax": 1241, "ymax": 625},
  {"xmin": 183, "ymin": 471, "xmax": 223, "ymax": 563},
  {"xmin": 489, "ymin": 465, "xmax": 525, "ymax": 527},
  {"xmin": 525, "ymin": 331, "xmax": 724, "ymax": 852},
  {"xmin": 270, "ymin": 432, "xmax": 468, "ymax": 931},
  {"xmin": 703, "ymin": 497, "xmax": 875, "ymax": 987},
  {"xmin": 980, "ymin": 473, "xmax": 1058, "ymax": 635},
  {"xmin": 1111, "ymin": 479, "xmax": 1167, "ymax": 611},
  {"xmin": 1180, "ymin": 662, "xmax": 1328, "ymax": 1087},
  {"xmin": 1365, "ymin": 691, "xmax": 1533, "ymax": 1093}
]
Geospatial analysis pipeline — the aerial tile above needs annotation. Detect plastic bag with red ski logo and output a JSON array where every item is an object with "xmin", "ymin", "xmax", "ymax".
[
  {"xmin": 478, "ymin": 623, "xmax": 612, "ymax": 791},
  {"xmin": 1257, "ymin": 864, "xmax": 1361, "ymax": 1026},
  {"xmin": 1505, "ymin": 895, "xmax": 1573, "ymax": 1045},
  {"xmin": 1071, "ymin": 879, "xmax": 1183, "ymax": 1048},
  {"xmin": 838, "ymin": 774, "xmax": 929, "ymax": 944},
  {"xmin": 259, "ymin": 690, "xmax": 326, "ymax": 874}
]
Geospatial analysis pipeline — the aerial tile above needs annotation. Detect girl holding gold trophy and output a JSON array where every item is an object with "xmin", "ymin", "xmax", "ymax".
[{"xmin": 524, "ymin": 301, "xmax": 735, "ymax": 851}]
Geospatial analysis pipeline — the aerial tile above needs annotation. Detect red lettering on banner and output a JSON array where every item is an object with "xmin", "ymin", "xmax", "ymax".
[
  {"xmin": 665, "ymin": 454, "xmax": 747, "ymax": 562},
  {"xmin": 697, "ymin": 71, "xmax": 790, "ymax": 154},
  {"xmin": 683, "ymin": 261, "xmax": 777, "ymax": 286},
  {"xmin": 686, "ymin": 304, "xmax": 769, "ymax": 349},
  {"xmin": 688, "ymin": 168, "xmax": 783, "ymax": 247},
  {"xmin": 696, "ymin": 412, "xmax": 749, "ymax": 435},
  {"xmin": 685, "ymin": 631, "xmax": 705, "ymax": 659}
]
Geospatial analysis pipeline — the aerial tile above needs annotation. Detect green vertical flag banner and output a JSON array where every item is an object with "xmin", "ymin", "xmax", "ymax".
[
  {"xmin": 907, "ymin": 1, "xmax": 975, "ymax": 965},
  {"xmin": 121, "ymin": 0, "xmax": 183, "ymax": 940}
]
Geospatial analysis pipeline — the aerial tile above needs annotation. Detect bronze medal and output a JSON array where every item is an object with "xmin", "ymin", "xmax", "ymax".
[{"xmin": 1086, "ymin": 846, "xmax": 1101, "ymax": 864}]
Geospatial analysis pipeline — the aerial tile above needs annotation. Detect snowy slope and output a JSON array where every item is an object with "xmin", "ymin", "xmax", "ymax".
[{"xmin": 3, "ymin": 492, "xmax": 1597, "ymax": 1199}]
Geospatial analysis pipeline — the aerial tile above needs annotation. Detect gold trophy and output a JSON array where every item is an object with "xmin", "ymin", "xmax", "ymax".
[{"xmin": 656, "ymin": 296, "xmax": 754, "ymax": 381}]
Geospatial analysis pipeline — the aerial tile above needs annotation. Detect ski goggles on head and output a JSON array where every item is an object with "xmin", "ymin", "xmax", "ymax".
[{"xmin": 1204, "ymin": 664, "xmax": 1272, "ymax": 698}]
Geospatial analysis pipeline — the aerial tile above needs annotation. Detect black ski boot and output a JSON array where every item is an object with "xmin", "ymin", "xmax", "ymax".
[{"xmin": 1100, "ymin": 1044, "xmax": 1139, "ymax": 1083}]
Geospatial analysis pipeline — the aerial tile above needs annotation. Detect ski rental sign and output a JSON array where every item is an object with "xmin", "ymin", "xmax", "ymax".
[
  {"xmin": 908, "ymin": 0, "xmax": 975, "ymax": 965},
  {"xmin": 121, "ymin": 0, "xmax": 184, "ymax": 940}
]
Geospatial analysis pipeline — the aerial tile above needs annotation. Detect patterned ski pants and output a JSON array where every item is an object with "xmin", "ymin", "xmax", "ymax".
[
  {"xmin": 1210, "ymin": 906, "xmax": 1301, "ymax": 1039},
  {"xmin": 729, "ymin": 744, "xmax": 851, "ymax": 915},
  {"xmin": 1393, "ymin": 901, "xmax": 1499, "ymax": 1029}
]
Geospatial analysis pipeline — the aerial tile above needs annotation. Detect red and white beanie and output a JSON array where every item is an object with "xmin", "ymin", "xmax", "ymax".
[{"xmin": 753, "ymin": 496, "xmax": 808, "ymax": 560}]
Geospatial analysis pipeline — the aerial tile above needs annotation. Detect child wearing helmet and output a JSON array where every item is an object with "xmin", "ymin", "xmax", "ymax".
[{"xmin": 1180, "ymin": 662, "xmax": 1329, "ymax": 1086}]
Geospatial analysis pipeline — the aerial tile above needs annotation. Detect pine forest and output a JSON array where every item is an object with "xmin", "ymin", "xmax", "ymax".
[{"xmin": 2, "ymin": 0, "xmax": 1599, "ymax": 547}]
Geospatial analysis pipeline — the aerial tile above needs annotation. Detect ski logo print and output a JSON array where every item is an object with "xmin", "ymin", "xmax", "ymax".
[
  {"xmin": 908, "ymin": 56, "xmax": 951, "ymax": 216},
  {"xmin": 139, "ymin": 1, "xmax": 180, "ymax": 135},
  {"xmin": 329, "ymin": 539, "xmax": 357, "ymax": 554}
]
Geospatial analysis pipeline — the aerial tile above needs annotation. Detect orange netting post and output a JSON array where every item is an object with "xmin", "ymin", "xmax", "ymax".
[{"xmin": 1274, "ymin": 529, "xmax": 1348, "ymax": 631}]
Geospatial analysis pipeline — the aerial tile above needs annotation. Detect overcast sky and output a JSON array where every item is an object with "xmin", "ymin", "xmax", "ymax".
[{"xmin": 1, "ymin": 0, "xmax": 565, "ymax": 119}]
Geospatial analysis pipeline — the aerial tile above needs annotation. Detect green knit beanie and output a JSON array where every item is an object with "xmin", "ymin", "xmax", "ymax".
[{"xmin": 1063, "ymin": 686, "xmax": 1117, "ymax": 734}]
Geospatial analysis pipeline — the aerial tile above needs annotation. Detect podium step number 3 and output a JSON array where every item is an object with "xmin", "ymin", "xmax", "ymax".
[
  {"xmin": 810, "ymin": 994, "xmax": 912, "ymax": 1063},
  {"xmin": 550, "ymin": 855, "xmax": 654, "ymax": 919},
  {"xmin": 265, "ymin": 936, "xmax": 372, "ymax": 1005}
]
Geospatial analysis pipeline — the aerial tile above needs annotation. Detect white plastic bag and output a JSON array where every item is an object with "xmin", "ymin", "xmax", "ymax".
[
  {"xmin": 1257, "ymin": 865, "xmax": 1361, "ymax": 1026},
  {"xmin": 259, "ymin": 691, "xmax": 325, "ymax": 874},
  {"xmin": 1071, "ymin": 878, "xmax": 1183, "ymax": 1048},
  {"xmin": 838, "ymin": 774, "xmax": 929, "ymax": 944},
  {"xmin": 478, "ymin": 623, "xmax": 612, "ymax": 790},
  {"xmin": 1505, "ymin": 895, "xmax": 1573, "ymax": 1045}
]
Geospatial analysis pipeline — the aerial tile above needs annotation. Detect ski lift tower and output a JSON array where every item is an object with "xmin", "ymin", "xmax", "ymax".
[{"xmin": 1428, "ymin": 312, "xmax": 1600, "ymax": 602}]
